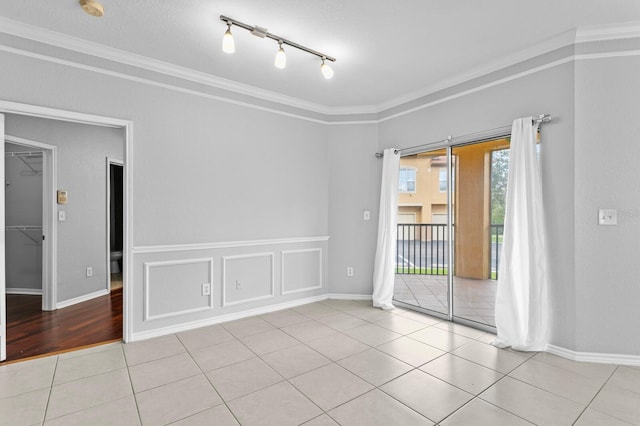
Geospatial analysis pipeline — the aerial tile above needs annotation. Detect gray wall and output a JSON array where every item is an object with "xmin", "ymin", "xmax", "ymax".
[
  {"xmin": 0, "ymin": 36, "xmax": 330, "ymax": 338},
  {"xmin": 6, "ymin": 115, "xmax": 123, "ymax": 302},
  {"xmin": 1, "ymin": 30, "xmax": 639, "ymax": 357},
  {"xmin": 574, "ymin": 55, "xmax": 640, "ymax": 355},
  {"xmin": 328, "ymin": 124, "xmax": 380, "ymax": 295},
  {"xmin": 376, "ymin": 62, "xmax": 578, "ymax": 351},
  {"xmin": 5, "ymin": 141, "xmax": 43, "ymax": 292}
]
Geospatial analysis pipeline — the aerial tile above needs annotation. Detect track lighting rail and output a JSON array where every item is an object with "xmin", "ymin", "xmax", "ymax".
[{"xmin": 219, "ymin": 15, "xmax": 336, "ymax": 62}]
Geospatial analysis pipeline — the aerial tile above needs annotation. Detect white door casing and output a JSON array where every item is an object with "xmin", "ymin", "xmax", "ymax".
[{"xmin": 1, "ymin": 113, "xmax": 6, "ymax": 361}]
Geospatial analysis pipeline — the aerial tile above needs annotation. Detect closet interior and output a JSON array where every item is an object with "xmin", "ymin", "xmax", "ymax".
[{"xmin": 5, "ymin": 142, "xmax": 43, "ymax": 297}]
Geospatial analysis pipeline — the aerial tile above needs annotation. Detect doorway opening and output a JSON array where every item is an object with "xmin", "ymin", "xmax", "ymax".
[
  {"xmin": 107, "ymin": 160, "xmax": 124, "ymax": 292},
  {"xmin": 4, "ymin": 143, "xmax": 43, "ymax": 299},
  {"xmin": 1, "ymin": 106, "xmax": 130, "ymax": 363}
]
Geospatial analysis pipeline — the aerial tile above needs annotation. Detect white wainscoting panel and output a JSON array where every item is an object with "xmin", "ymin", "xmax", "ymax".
[
  {"xmin": 144, "ymin": 258, "xmax": 214, "ymax": 321},
  {"xmin": 222, "ymin": 252, "xmax": 274, "ymax": 307},
  {"xmin": 281, "ymin": 248, "xmax": 322, "ymax": 295}
]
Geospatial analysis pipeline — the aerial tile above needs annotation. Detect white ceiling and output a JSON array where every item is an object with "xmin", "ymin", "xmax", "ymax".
[{"xmin": 1, "ymin": 1, "xmax": 639, "ymax": 111}]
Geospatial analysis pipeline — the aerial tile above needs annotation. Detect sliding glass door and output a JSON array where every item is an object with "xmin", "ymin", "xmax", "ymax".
[
  {"xmin": 393, "ymin": 148, "xmax": 450, "ymax": 318},
  {"xmin": 393, "ymin": 137, "xmax": 510, "ymax": 331},
  {"xmin": 451, "ymin": 138, "xmax": 509, "ymax": 328}
]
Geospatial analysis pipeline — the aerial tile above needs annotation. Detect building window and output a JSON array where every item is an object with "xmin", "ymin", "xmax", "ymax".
[
  {"xmin": 439, "ymin": 167, "xmax": 447, "ymax": 192},
  {"xmin": 399, "ymin": 167, "xmax": 416, "ymax": 193}
]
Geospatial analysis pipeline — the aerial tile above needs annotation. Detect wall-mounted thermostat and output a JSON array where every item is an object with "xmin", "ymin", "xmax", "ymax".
[{"xmin": 57, "ymin": 190, "xmax": 68, "ymax": 204}]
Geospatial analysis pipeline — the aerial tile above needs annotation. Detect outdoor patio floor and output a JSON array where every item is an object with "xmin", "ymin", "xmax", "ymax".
[{"xmin": 394, "ymin": 274, "xmax": 497, "ymax": 327}]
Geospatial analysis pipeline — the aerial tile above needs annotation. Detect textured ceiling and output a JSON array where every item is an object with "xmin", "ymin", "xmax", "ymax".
[{"xmin": 1, "ymin": 1, "xmax": 639, "ymax": 110}]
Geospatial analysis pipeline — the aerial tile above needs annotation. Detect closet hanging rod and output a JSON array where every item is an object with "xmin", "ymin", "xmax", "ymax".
[
  {"xmin": 4, "ymin": 151, "xmax": 43, "ymax": 158},
  {"xmin": 375, "ymin": 114, "xmax": 551, "ymax": 158}
]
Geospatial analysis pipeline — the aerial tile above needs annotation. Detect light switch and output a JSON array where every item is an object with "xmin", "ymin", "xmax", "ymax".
[
  {"xmin": 598, "ymin": 209, "xmax": 617, "ymax": 226},
  {"xmin": 363, "ymin": 210, "xmax": 371, "ymax": 221},
  {"xmin": 58, "ymin": 211, "xmax": 66, "ymax": 221}
]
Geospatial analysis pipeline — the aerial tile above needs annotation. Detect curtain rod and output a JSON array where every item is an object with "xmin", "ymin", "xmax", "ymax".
[{"xmin": 375, "ymin": 114, "xmax": 551, "ymax": 158}]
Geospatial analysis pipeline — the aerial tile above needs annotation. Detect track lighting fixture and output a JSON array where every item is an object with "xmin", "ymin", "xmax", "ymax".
[{"xmin": 219, "ymin": 15, "xmax": 336, "ymax": 79}]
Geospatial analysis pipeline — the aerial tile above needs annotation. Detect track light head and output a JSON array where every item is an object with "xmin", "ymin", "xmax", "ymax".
[
  {"xmin": 321, "ymin": 58, "xmax": 334, "ymax": 80},
  {"xmin": 274, "ymin": 41, "xmax": 286, "ymax": 69},
  {"xmin": 222, "ymin": 23, "xmax": 235, "ymax": 54}
]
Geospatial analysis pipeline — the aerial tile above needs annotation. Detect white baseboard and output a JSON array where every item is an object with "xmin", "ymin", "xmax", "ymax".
[
  {"xmin": 5, "ymin": 287, "xmax": 43, "ymax": 295},
  {"xmin": 546, "ymin": 344, "xmax": 640, "ymax": 367},
  {"xmin": 131, "ymin": 293, "xmax": 377, "ymax": 342},
  {"xmin": 131, "ymin": 294, "xmax": 329, "ymax": 342},
  {"xmin": 56, "ymin": 289, "xmax": 109, "ymax": 309},
  {"xmin": 327, "ymin": 293, "xmax": 372, "ymax": 301}
]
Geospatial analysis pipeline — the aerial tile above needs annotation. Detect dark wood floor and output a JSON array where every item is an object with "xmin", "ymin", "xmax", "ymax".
[{"xmin": 4, "ymin": 288, "xmax": 122, "ymax": 362}]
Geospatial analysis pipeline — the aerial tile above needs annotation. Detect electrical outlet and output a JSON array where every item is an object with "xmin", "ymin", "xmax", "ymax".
[
  {"xmin": 202, "ymin": 283, "xmax": 211, "ymax": 296},
  {"xmin": 235, "ymin": 280, "xmax": 242, "ymax": 290},
  {"xmin": 346, "ymin": 267, "xmax": 354, "ymax": 277},
  {"xmin": 86, "ymin": 267, "xmax": 93, "ymax": 277}
]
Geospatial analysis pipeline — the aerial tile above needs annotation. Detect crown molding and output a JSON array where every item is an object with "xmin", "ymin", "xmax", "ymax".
[
  {"xmin": 376, "ymin": 21, "xmax": 640, "ymax": 116},
  {"xmin": 575, "ymin": 20, "xmax": 640, "ymax": 43},
  {"xmin": 0, "ymin": 17, "xmax": 338, "ymax": 115},
  {"xmin": 1, "ymin": 17, "xmax": 640, "ymax": 119},
  {"xmin": 375, "ymin": 28, "xmax": 577, "ymax": 113}
]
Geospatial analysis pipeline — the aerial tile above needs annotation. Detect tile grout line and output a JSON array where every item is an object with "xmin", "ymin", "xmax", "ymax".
[
  {"xmin": 121, "ymin": 343, "xmax": 145, "ymax": 426},
  {"xmin": 40, "ymin": 354, "xmax": 60, "ymax": 424},
  {"xmin": 570, "ymin": 365, "xmax": 627, "ymax": 426},
  {"xmin": 472, "ymin": 374, "xmax": 538, "ymax": 425},
  {"xmin": 174, "ymin": 331, "xmax": 243, "ymax": 426}
]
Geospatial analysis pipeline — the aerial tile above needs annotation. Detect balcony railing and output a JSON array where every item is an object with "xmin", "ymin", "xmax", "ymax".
[
  {"xmin": 396, "ymin": 223, "xmax": 449, "ymax": 275},
  {"xmin": 396, "ymin": 223, "xmax": 504, "ymax": 280},
  {"xmin": 490, "ymin": 224, "xmax": 504, "ymax": 280}
]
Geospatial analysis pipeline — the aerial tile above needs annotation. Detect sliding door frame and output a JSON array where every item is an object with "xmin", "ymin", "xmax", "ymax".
[{"xmin": 393, "ymin": 129, "xmax": 512, "ymax": 333}]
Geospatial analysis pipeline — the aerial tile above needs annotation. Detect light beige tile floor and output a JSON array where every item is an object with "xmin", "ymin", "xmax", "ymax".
[{"xmin": 1, "ymin": 299, "xmax": 639, "ymax": 425}]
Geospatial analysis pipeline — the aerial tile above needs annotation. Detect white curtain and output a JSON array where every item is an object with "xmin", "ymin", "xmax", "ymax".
[
  {"xmin": 494, "ymin": 117, "xmax": 550, "ymax": 351},
  {"xmin": 372, "ymin": 148, "xmax": 400, "ymax": 310}
]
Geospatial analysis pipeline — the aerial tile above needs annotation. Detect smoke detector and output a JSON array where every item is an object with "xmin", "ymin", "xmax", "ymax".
[{"xmin": 80, "ymin": 0, "xmax": 104, "ymax": 17}]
